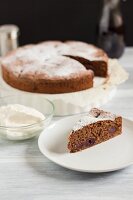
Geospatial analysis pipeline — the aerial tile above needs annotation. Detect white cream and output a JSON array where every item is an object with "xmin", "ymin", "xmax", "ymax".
[
  {"xmin": 0, "ymin": 104, "xmax": 45, "ymax": 127},
  {"xmin": 0, "ymin": 104, "xmax": 45, "ymax": 140}
]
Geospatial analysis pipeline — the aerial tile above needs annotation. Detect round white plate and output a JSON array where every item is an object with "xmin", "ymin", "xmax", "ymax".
[{"xmin": 38, "ymin": 115, "xmax": 133, "ymax": 173}]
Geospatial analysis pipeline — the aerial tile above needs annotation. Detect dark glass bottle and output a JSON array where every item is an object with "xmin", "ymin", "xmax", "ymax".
[{"xmin": 98, "ymin": 0, "xmax": 125, "ymax": 58}]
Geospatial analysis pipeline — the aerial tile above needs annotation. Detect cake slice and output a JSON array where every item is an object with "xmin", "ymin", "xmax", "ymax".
[{"xmin": 68, "ymin": 108, "xmax": 122, "ymax": 153}]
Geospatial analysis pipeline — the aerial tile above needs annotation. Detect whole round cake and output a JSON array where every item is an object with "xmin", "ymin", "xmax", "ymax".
[{"xmin": 1, "ymin": 41, "xmax": 108, "ymax": 94}]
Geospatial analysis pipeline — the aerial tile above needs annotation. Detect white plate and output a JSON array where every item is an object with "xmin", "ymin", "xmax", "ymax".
[{"xmin": 38, "ymin": 115, "xmax": 133, "ymax": 173}]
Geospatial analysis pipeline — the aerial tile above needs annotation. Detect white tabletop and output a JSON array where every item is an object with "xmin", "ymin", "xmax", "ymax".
[{"xmin": 0, "ymin": 48, "xmax": 133, "ymax": 200}]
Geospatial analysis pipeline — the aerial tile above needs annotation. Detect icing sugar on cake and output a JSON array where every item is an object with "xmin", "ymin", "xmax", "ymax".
[
  {"xmin": 9, "ymin": 55, "xmax": 90, "ymax": 78},
  {"xmin": 72, "ymin": 108, "xmax": 117, "ymax": 131},
  {"xmin": 2, "ymin": 41, "xmax": 107, "ymax": 67},
  {"xmin": 36, "ymin": 56, "xmax": 89, "ymax": 78},
  {"xmin": 65, "ymin": 41, "xmax": 97, "ymax": 54},
  {"xmin": 64, "ymin": 41, "xmax": 107, "ymax": 61}
]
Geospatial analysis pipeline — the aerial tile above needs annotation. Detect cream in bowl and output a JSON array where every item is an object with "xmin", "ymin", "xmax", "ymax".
[{"xmin": 0, "ymin": 95, "xmax": 54, "ymax": 140}]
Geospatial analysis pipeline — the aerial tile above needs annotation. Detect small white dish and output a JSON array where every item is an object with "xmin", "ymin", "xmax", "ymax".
[{"xmin": 38, "ymin": 115, "xmax": 133, "ymax": 173}]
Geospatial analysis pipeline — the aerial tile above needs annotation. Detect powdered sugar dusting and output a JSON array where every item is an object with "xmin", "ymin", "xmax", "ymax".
[
  {"xmin": 72, "ymin": 108, "xmax": 117, "ymax": 131},
  {"xmin": 37, "ymin": 56, "xmax": 87, "ymax": 77},
  {"xmin": 15, "ymin": 56, "xmax": 87, "ymax": 78},
  {"xmin": 1, "ymin": 40, "xmax": 107, "ymax": 68},
  {"xmin": 65, "ymin": 41, "xmax": 106, "ymax": 61},
  {"xmin": 1, "ymin": 40, "xmax": 107, "ymax": 78}
]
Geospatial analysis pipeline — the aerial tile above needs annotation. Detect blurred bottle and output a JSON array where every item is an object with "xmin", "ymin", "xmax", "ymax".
[
  {"xmin": 98, "ymin": 0, "xmax": 125, "ymax": 58},
  {"xmin": 0, "ymin": 24, "xmax": 19, "ymax": 56}
]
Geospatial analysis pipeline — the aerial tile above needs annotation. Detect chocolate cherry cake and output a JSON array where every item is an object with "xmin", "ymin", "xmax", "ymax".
[
  {"xmin": 68, "ymin": 108, "xmax": 122, "ymax": 153},
  {"xmin": 1, "ymin": 41, "xmax": 108, "ymax": 94}
]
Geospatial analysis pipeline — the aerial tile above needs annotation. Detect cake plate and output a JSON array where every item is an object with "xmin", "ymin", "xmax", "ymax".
[
  {"xmin": 0, "ymin": 59, "xmax": 128, "ymax": 116},
  {"xmin": 38, "ymin": 115, "xmax": 133, "ymax": 173}
]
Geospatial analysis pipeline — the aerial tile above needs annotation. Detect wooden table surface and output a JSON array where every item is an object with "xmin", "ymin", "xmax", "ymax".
[{"xmin": 0, "ymin": 48, "xmax": 133, "ymax": 200}]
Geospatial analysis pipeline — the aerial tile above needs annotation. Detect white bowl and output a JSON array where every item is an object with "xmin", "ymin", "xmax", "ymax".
[{"xmin": 0, "ymin": 94, "xmax": 54, "ymax": 140}]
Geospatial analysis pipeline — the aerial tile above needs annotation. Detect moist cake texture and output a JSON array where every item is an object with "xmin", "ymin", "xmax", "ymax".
[
  {"xmin": 1, "ymin": 41, "xmax": 108, "ymax": 94},
  {"xmin": 68, "ymin": 108, "xmax": 122, "ymax": 153}
]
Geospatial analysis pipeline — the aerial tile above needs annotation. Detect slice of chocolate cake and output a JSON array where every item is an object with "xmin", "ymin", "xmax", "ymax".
[{"xmin": 68, "ymin": 108, "xmax": 122, "ymax": 153}]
